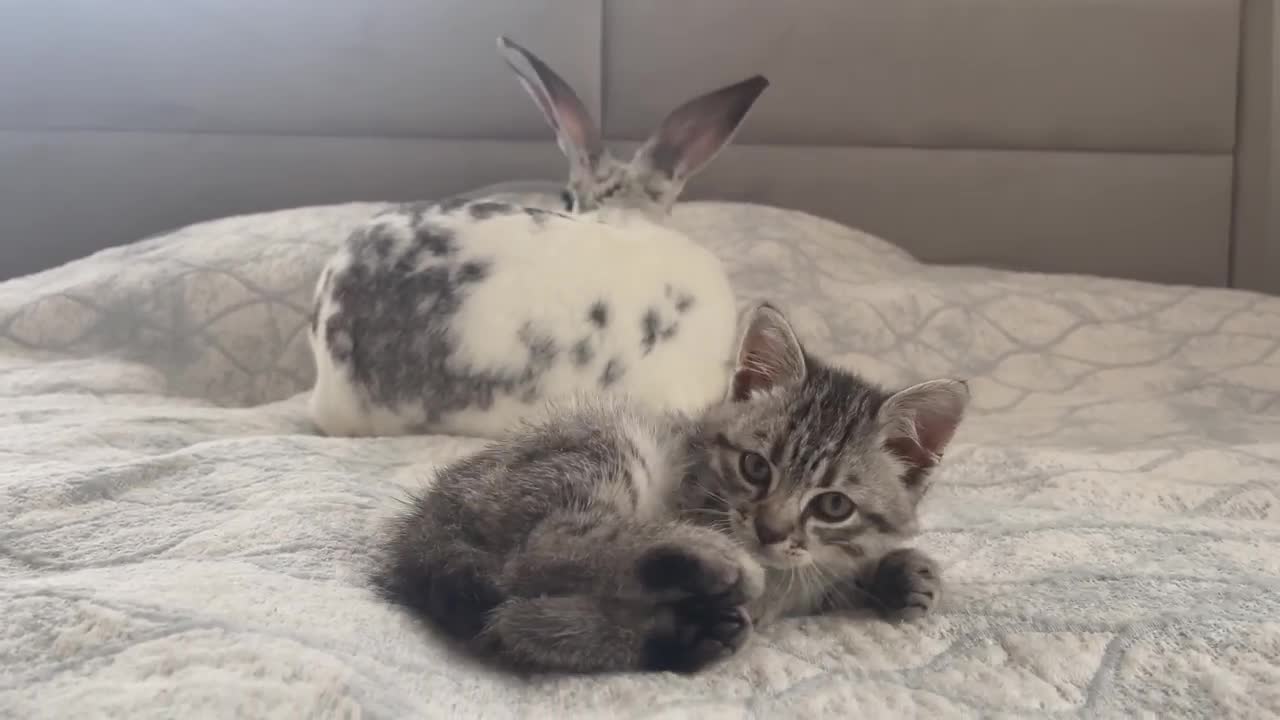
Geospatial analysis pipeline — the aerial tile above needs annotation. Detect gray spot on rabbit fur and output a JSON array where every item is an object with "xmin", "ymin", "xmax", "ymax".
[
  {"xmin": 517, "ymin": 322, "xmax": 559, "ymax": 372},
  {"xmin": 523, "ymin": 207, "xmax": 570, "ymax": 225},
  {"xmin": 641, "ymin": 307, "xmax": 680, "ymax": 356},
  {"xmin": 324, "ymin": 316, "xmax": 354, "ymax": 362},
  {"xmin": 322, "ymin": 207, "xmax": 561, "ymax": 425},
  {"xmin": 468, "ymin": 201, "xmax": 517, "ymax": 220},
  {"xmin": 571, "ymin": 338, "xmax": 594, "ymax": 367},
  {"xmin": 664, "ymin": 284, "xmax": 697, "ymax": 314},
  {"xmin": 588, "ymin": 301, "xmax": 609, "ymax": 328},
  {"xmin": 413, "ymin": 223, "xmax": 456, "ymax": 258},
  {"xmin": 417, "ymin": 197, "xmax": 570, "ymax": 227},
  {"xmin": 641, "ymin": 309, "xmax": 661, "ymax": 355},
  {"xmin": 407, "ymin": 198, "xmax": 462, "ymax": 225},
  {"xmin": 599, "ymin": 358, "xmax": 625, "ymax": 387},
  {"xmin": 457, "ymin": 261, "xmax": 490, "ymax": 284}
]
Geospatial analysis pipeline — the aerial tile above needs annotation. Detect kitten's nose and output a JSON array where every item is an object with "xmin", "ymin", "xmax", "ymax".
[{"xmin": 754, "ymin": 513, "xmax": 792, "ymax": 546}]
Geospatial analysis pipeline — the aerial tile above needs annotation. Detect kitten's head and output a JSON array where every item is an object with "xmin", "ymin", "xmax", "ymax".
[{"xmin": 689, "ymin": 303, "xmax": 969, "ymax": 575}]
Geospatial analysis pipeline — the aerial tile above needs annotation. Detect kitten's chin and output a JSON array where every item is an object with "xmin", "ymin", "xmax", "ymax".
[{"xmin": 754, "ymin": 553, "xmax": 807, "ymax": 570}]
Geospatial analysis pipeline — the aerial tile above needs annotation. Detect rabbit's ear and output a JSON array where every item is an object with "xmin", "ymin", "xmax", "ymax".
[
  {"xmin": 498, "ymin": 36, "xmax": 603, "ymax": 174},
  {"xmin": 633, "ymin": 75, "xmax": 768, "ymax": 183}
]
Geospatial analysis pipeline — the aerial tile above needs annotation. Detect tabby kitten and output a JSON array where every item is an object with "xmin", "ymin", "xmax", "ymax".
[{"xmin": 375, "ymin": 302, "xmax": 968, "ymax": 674}]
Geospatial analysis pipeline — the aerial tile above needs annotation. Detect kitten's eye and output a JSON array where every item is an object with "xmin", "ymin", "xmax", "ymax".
[
  {"xmin": 738, "ymin": 452, "xmax": 772, "ymax": 488},
  {"xmin": 560, "ymin": 189, "xmax": 576, "ymax": 212},
  {"xmin": 810, "ymin": 492, "xmax": 856, "ymax": 523}
]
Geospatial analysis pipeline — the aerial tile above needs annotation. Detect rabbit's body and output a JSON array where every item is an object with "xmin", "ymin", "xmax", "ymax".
[
  {"xmin": 309, "ymin": 199, "xmax": 736, "ymax": 438},
  {"xmin": 307, "ymin": 37, "xmax": 767, "ymax": 438}
]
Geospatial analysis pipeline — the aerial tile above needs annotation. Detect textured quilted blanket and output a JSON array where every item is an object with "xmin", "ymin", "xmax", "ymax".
[{"xmin": 1, "ymin": 201, "xmax": 1278, "ymax": 719}]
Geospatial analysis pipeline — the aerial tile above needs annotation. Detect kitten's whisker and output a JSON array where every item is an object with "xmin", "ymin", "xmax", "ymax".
[
  {"xmin": 691, "ymin": 483, "xmax": 730, "ymax": 506},
  {"xmin": 806, "ymin": 567, "xmax": 834, "ymax": 610},
  {"xmin": 707, "ymin": 517, "xmax": 734, "ymax": 532},
  {"xmin": 812, "ymin": 564, "xmax": 887, "ymax": 612},
  {"xmin": 680, "ymin": 507, "xmax": 734, "ymax": 534},
  {"xmin": 809, "ymin": 565, "xmax": 846, "ymax": 608},
  {"xmin": 783, "ymin": 567, "xmax": 798, "ymax": 601},
  {"xmin": 803, "ymin": 567, "xmax": 823, "ymax": 602}
]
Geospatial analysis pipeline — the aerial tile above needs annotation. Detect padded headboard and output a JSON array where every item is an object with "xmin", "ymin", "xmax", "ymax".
[{"xmin": 1, "ymin": 1, "xmax": 1276, "ymax": 293}]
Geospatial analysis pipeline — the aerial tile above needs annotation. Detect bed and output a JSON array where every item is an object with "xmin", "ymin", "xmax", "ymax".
[
  {"xmin": 2, "ymin": 2, "xmax": 1279, "ymax": 718},
  {"xmin": 2, "ymin": 198, "xmax": 1278, "ymax": 717}
]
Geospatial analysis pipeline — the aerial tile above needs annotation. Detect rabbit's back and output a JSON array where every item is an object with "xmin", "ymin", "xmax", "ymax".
[{"xmin": 308, "ymin": 200, "xmax": 737, "ymax": 438}]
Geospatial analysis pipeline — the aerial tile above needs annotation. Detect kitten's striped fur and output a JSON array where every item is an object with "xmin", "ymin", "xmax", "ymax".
[{"xmin": 375, "ymin": 303, "xmax": 968, "ymax": 673}]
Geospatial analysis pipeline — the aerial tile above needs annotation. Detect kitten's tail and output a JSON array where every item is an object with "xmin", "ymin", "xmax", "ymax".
[
  {"xmin": 370, "ymin": 487, "xmax": 511, "ymax": 657},
  {"xmin": 373, "ymin": 552, "xmax": 505, "ymax": 647}
]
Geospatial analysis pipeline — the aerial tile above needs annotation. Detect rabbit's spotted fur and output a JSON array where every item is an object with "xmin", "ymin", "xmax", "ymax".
[
  {"xmin": 310, "ymin": 202, "xmax": 736, "ymax": 437},
  {"xmin": 308, "ymin": 38, "xmax": 768, "ymax": 437}
]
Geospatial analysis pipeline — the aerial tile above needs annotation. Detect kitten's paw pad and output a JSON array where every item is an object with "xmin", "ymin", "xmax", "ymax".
[
  {"xmin": 871, "ymin": 548, "xmax": 942, "ymax": 622},
  {"xmin": 643, "ymin": 601, "xmax": 752, "ymax": 673},
  {"xmin": 637, "ymin": 545, "xmax": 761, "ymax": 604}
]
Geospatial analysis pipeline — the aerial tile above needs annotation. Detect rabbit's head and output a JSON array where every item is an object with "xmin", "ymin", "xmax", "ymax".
[{"xmin": 498, "ymin": 36, "xmax": 767, "ymax": 217}]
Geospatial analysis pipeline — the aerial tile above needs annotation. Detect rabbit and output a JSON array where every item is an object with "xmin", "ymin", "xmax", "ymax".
[
  {"xmin": 307, "ymin": 36, "xmax": 768, "ymax": 438},
  {"xmin": 454, "ymin": 179, "xmax": 568, "ymax": 212}
]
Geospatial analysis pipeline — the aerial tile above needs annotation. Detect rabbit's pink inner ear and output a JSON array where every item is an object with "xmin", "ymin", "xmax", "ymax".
[
  {"xmin": 516, "ymin": 80, "xmax": 597, "ymax": 168},
  {"xmin": 645, "ymin": 75, "xmax": 769, "ymax": 181},
  {"xmin": 552, "ymin": 104, "xmax": 602, "ymax": 166},
  {"xmin": 513, "ymin": 76, "xmax": 562, "ymax": 135},
  {"xmin": 526, "ymin": 71, "xmax": 601, "ymax": 161},
  {"xmin": 660, "ymin": 125, "xmax": 733, "ymax": 181},
  {"xmin": 499, "ymin": 37, "xmax": 602, "ymax": 166}
]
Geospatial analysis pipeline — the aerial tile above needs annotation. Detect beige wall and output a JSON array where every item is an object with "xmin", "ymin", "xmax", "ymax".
[
  {"xmin": 0, "ymin": 1, "xmax": 1265, "ymax": 290},
  {"xmin": 1234, "ymin": 0, "xmax": 1280, "ymax": 294}
]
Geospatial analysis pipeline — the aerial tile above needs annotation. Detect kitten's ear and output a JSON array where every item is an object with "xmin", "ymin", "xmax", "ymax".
[
  {"xmin": 879, "ymin": 379, "xmax": 969, "ymax": 488},
  {"xmin": 730, "ymin": 303, "xmax": 806, "ymax": 401}
]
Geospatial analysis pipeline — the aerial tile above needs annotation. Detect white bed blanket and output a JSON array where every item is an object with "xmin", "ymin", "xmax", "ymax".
[{"xmin": 1, "ymin": 202, "xmax": 1278, "ymax": 719}]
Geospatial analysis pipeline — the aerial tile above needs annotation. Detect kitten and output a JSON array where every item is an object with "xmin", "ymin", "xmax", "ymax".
[{"xmin": 374, "ymin": 302, "xmax": 968, "ymax": 674}]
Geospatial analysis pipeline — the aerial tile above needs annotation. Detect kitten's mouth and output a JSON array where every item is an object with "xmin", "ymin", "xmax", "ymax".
[
  {"xmin": 753, "ymin": 550, "xmax": 799, "ymax": 569},
  {"xmin": 729, "ymin": 514, "xmax": 812, "ymax": 569},
  {"xmin": 753, "ymin": 546, "xmax": 812, "ymax": 570},
  {"xmin": 735, "ymin": 531, "xmax": 811, "ymax": 569}
]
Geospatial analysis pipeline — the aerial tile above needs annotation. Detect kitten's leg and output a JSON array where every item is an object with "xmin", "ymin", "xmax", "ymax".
[
  {"xmin": 373, "ymin": 540, "xmax": 505, "ymax": 643},
  {"xmin": 486, "ymin": 594, "xmax": 752, "ymax": 673},
  {"xmin": 502, "ymin": 509, "xmax": 765, "ymax": 603},
  {"xmin": 866, "ymin": 547, "xmax": 943, "ymax": 620},
  {"xmin": 493, "ymin": 509, "xmax": 764, "ymax": 673},
  {"xmin": 819, "ymin": 547, "xmax": 942, "ymax": 621}
]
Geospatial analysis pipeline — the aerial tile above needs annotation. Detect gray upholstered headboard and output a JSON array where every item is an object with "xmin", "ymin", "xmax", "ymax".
[{"xmin": 1, "ymin": 1, "xmax": 1276, "ymax": 293}]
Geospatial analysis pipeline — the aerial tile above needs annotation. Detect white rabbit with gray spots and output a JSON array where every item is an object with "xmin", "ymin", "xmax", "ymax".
[{"xmin": 308, "ymin": 38, "xmax": 769, "ymax": 438}]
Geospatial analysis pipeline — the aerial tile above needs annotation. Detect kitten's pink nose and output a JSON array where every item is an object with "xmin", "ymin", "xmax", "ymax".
[{"xmin": 754, "ymin": 514, "xmax": 791, "ymax": 546}]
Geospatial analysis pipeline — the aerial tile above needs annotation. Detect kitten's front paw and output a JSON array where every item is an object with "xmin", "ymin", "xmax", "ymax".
[
  {"xmin": 870, "ymin": 548, "xmax": 942, "ymax": 622},
  {"xmin": 642, "ymin": 598, "xmax": 752, "ymax": 673},
  {"xmin": 636, "ymin": 542, "xmax": 764, "ymax": 605}
]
